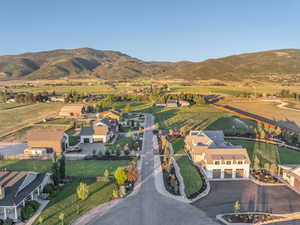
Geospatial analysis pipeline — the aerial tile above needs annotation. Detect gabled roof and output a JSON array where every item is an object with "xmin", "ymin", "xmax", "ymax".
[
  {"xmin": 79, "ymin": 125, "xmax": 109, "ymax": 136},
  {"xmin": 0, "ymin": 171, "xmax": 46, "ymax": 206}
]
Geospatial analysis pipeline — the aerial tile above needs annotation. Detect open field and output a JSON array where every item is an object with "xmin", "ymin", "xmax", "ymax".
[
  {"xmin": 222, "ymin": 100, "xmax": 300, "ymax": 129},
  {"xmin": 0, "ymin": 160, "xmax": 129, "ymax": 176},
  {"xmin": 0, "ymin": 103, "xmax": 32, "ymax": 110},
  {"xmin": 227, "ymin": 139, "xmax": 300, "ymax": 165},
  {"xmin": 175, "ymin": 156, "xmax": 204, "ymax": 198},
  {"xmin": 33, "ymin": 179, "xmax": 114, "ymax": 225},
  {"xmin": 0, "ymin": 103, "xmax": 64, "ymax": 138}
]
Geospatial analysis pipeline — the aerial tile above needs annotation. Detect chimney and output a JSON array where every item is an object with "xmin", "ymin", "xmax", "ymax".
[{"xmin": 0, "ymin": 185, "xmax": 5, "ymax": 200}]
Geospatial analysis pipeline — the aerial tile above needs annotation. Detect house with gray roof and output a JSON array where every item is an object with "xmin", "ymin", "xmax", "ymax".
[
  {"xmin": 0, "ymin": 171, "xmax": 51, "ymax": 221},
  {"xmin": 185, "ymin": 130, "xmax": 250, "ymax": 180}
]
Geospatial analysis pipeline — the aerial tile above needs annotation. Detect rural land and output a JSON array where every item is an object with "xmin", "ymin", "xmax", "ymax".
[{"xmin": 2, "ymin": 48, "xmax": 300, "ymax": 225}]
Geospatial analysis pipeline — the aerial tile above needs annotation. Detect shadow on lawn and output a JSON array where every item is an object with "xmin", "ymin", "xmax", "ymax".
[{"xmin": 44, "ymin": 179, "xmax": 113, "ymax": 223}]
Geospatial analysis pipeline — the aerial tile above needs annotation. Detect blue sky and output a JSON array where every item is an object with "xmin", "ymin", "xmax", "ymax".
[{"xmin": 0, "ymin": 0, "xmax": 299, "ymax": 61}]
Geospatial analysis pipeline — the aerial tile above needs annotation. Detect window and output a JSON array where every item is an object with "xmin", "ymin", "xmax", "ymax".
[
  {"xmin": 214, "ymin": 161, "xmax": 220, "ymax": 165},
  {"xmin": 238, "ymin": 161, "xmax": 243, "ymax": 165},
  {"xmin": 226, "ymin": 161, "xmax": 232, "ymax": 165}
]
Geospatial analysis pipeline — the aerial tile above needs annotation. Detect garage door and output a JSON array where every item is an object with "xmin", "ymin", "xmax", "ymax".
[
  {"xmin": 224, "ymin": 169, "xmax": 233, "ymax": 178},
  {"xmin": 93, "ymin": 138, "xmax": 104, "ymax": 143},
  {"xmin": 212, "ymin": 169, "xmax": 221, "ymax": 179},
  {"xmin": 236, "ymin": 169, "xmax": 244, "ymax": 178},
  {"xmin": 294, "ymin": 177, "xmax": 300, "ymax": 192},
  {"xmin": 84, "ymin": 138, "xmax": 90, "ymax": 143}
]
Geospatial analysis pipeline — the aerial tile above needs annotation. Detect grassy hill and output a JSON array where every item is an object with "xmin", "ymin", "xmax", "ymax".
[{"xmin": 1, "ymin": 48, "xmax": 300, "ymax": 81}]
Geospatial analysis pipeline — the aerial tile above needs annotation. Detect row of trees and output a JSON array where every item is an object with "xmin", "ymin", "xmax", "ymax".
[
  {"xmin": 0, "ymin": 91, "xmax": 50, "ymax": 103},
  {"xmin": 51, "ymin": 153, "xmax": 66, "ymax": 185},
  {"xmin": 160, "ymin": 136, "xmax": 179, "ymax": 195}
]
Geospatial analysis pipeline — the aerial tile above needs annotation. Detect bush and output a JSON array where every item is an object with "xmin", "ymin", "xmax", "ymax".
[
  {"xmin": 43, "ymin": 183, "xmax": 58, "ymax": 198},
  {"xmin": 21, "ymin": 205, "xmax": 35, "ymax": 221},
  {"xmin": 3, "ymin": 219, "xmax": 13, "ymax": 225},
  {"xmin": 26, "ymin": 200, "xmax": 40, "ymax": 211}
]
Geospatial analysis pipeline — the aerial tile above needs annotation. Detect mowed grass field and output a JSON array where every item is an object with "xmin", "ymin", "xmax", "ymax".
[
  {"xmin": 227, "ymin": 139, "xmax": 300, "ymax": 164},
  {"xmin": 33, "ymin": 179, "xmax": 114, "ymax": 225},
  {"xmin": 130, "ymin": 102, "xmax": 256, "ymax": 134},
  {"xmin": 0, "ymin": 103, "xmax": 64, "ymax": 138},
  {"xmin": 175, "ymin": 156, "xmax": 203, "ymax": 198},
  {"xmin": 0, "ymin": 160, "xmax": 129, "ymax": 176}
]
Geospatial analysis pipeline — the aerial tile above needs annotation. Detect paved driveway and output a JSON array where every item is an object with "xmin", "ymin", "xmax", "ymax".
[
  {"xmin": 79, "ymin": 143, "xmax": 104, "ymax": 155},
  {"xmin": 0, "ymin": 142, "xmax": 26, "ymax": 156},
  {"xmin": 193, "ymin": 180, "xmax": 300, "ymax": 218}
]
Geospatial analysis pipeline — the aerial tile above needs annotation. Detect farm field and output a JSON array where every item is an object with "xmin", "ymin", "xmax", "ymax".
[
  {"xmin": 223, "ymin": 100, "xmax": 300, "ymax": 129},
  {"xmin": 32, "ymin": 179, "xmax": 114, "ymax": 225},
  {"xmin": 227, "ymin": 139, "xmax": 300, "ymax": 165},
  {"xmin": 129, "ymin": 102, "xmax": 256, "ymax": 134},
  {"xmin": 0, "ymin": 103, "xmax": 64, "ymax": 138},
  {"xmin": 0, "ymin": 160, "xmax": 129, "ymax": 176},
  {"xmin": 0, "ymin": 103, "xmax": 31, "ymax": 110}
]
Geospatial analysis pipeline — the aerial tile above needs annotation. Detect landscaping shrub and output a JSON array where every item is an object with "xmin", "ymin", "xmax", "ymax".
[
  {"xmin": 43, "ymin": 183, "xmax": 58, "ymax": 198},
  {"xmin": 3, "ymin": 219, "xmax": 13, "ymax": 225},
  {"xmin": 20, "ymin": 200, "xmax": 40, "ymax": 222},
  {"xmin": 26, "ymin": 200, "xmax": 40, "ymax": 211}
]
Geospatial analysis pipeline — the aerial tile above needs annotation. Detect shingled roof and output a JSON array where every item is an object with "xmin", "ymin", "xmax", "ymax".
[{"xmin": 0, "ymin": 171, "xmax": 46, "ymax": 206}]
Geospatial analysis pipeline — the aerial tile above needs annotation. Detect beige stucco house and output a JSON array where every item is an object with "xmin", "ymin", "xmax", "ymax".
[{"xmin": 185, "ymin": 130, "xmax": 250, "ymax": 179}]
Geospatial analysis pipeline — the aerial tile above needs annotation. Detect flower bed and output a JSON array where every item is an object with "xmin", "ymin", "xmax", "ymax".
[
  {"xmin": 223, "ymin": 213, "xmax": 283, "ymax": 224},
  {"xmin": 251, "ymin": 169, "xmax": 281, "ymax": 184}
]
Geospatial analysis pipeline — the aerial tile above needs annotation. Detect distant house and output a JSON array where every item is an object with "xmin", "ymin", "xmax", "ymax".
[
  {"xmin": 98, "ymin": 110, "xmax": 122, "ymax": 121},
  {"xmin": 27, "ymin": 130, "xmax": 69, "ymax": 154},
  {"xmin": 278, "ymin": 165, "xmax": 300, "ymax": 192},
  {"xmin": 50, "ymin": 96, "xmax": 65, "ymax": 102},
  {"xmin": 185, "ymin": 130, "xmax": 250, "ymax": 179},
  {"xmin": 0, "ymin": 171, "xmax": 51, "ymax": 221},
  {"xmin": 59, "ymin": 105, "xmax": 85, "ymax": 118},
  {"xmin": 96, "ymin": 117, "xmax": 119, "ymax": 132},
  {"xmin": 179, "ymin": 100, "xmax": 190, "ymax": 106},
  {"xmin": 166, "ymin": 100, "xmax": 179, "ymax": 107},
  {"xmin": 79, "ymin": 124, "xmax": 113, "ymax": 143}
]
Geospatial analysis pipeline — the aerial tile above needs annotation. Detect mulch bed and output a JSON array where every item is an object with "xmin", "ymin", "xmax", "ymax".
[
  {"xmin": 223, "ymin": 214, "xmax": 282, "ymax": 224},
  {"xmin": 251, "ymin": 169, "xmax": 281, "ymax": 184}
]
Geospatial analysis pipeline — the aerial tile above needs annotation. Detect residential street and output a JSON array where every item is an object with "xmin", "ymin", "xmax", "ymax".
[{"xmin": 87, "ymin": 114, "xmax": 219, "ymax": 225}]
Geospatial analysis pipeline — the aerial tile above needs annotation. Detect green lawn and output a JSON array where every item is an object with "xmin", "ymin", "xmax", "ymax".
[
  {"xmin": 0, "ymin": 160, "xmax": 129, "ymax": 176},
  {"xmin": 33, "ymin": 179, "xmax": 114, "ymax": 225},
  {"xmin": 175, "ymin": 156, "xmax": 204, "ymax": 198},
  {"xmin": 114, "ymin": 136, "xmax": 134, "ymax": 149},
  {"xmin": 173, "ymin": 138, "xmax": 185, "ymax": 154},
  {"xmin": 227, "ymin": 139, "xmax": 300, "ymax": 165}
]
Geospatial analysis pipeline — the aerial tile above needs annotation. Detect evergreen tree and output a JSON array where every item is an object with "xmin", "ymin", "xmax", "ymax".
[
  {"xmin": 59, "ymin": 153, "xmax": 66, "ymax": 180},
  {"xmin": 52, "ymin": 152, "xmax": 60, "ymax": 185}
]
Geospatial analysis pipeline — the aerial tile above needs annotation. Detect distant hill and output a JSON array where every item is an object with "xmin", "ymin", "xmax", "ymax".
[{"xmin": 1, "ymin": 48, "xmax": 300, "ymax": 81}]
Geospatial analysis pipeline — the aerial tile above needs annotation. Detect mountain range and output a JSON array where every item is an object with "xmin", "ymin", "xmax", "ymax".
[{"xmin": 1, "ymin": 48, "xmax": 300, "ymax": 81}]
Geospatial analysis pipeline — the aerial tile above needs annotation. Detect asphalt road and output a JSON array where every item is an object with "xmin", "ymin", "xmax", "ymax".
[{"xmin": 87, "ymin": 114, "xmax": 219, "ymax": 225}]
